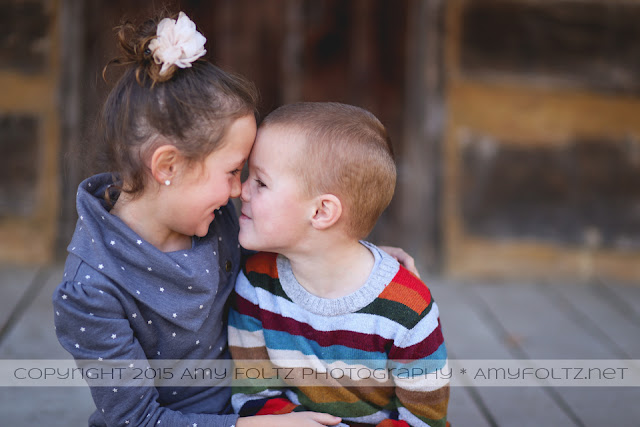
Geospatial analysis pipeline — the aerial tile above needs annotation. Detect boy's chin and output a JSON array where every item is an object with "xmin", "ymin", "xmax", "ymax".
[{"xmin": 238, "ymin": 233, "xmax": 260, "ymax": 251}]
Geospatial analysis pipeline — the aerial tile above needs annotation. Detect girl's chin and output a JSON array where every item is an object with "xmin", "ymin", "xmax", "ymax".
[{"xmin": 195, "ymin": 219, "xmax": 215, "ymax": 238}]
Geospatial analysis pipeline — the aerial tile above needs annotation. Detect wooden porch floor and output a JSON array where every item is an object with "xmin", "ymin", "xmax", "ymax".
[{"xmin": 0, "ymin": 264, "xmax": 638, "ymax": 426}]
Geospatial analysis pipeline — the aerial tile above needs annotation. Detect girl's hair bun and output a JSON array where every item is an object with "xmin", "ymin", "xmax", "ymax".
[{"xmin": 109, "ymin": 12, "xmax": 206, "ymax": 85}]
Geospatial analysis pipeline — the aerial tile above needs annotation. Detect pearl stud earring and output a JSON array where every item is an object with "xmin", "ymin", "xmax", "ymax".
[{"xmin": 165, "ymin": 180, "xmax": 171, "ymax": 186}]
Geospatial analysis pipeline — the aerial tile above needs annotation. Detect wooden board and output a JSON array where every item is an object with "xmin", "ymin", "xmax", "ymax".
[
  {"xmin": 470, "ymin": 281, "xmax": 640, "ymax": 425},
  {"xmin": 0, "ymin": 266, "xmax": 67, "ymax": 358},
  {"xmin": 431, "ymin": 280, "xmax": 579, "ymax": 426},
  {"xmin": 0, "ymin": 265, "xmax": 39, "ymax": 339},
  {"xmin": 0, "ymin": 266, "xmax": 96, "ymax": 425},
  {"xmin": 550, "ymin": 282, "xmax": 640, "ymax": 358},
  {"xmin": 598, "ymin": 279, "xmax": 640, "ymax": 322},
  {"xmin": 0, "ymin": 387, "xmax": 94, "ymax": 427}
]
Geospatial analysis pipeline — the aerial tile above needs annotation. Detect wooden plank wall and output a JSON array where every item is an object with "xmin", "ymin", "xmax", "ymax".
[
  {"xmin": 444, "ymin": 0, "xmax": 640, "ymax": 283},
  {"xmin": 7, "ymin": 0, "xmax": 638, "ymax": 285},
  {"xmin": 0, "ymin": 0, "xmax": 61, "ymax": 264}
]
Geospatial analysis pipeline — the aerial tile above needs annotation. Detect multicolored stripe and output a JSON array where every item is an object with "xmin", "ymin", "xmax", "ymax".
[{"xmin": 229, "ymin": 252, "xmax": 449, "ymax": 426}]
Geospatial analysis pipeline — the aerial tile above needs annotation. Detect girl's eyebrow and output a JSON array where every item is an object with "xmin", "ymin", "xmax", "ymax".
[{"xmin": 232, "ymin": 158, "xmax": 247, "ymax": 169}]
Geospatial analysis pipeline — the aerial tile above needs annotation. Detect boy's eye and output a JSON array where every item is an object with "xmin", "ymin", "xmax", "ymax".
[
  {"xmin": 255, "ymin": 179, "xmax": 266, "ymax": 188},
  {"xmin": 230, "ymin": 169, "xmax": 241, "ymax": 176}
]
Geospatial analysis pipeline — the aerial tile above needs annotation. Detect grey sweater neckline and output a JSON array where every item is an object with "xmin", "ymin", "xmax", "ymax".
[{"xmin": 276, "ymin": 241, "xmax": 400, "ymax": 316}]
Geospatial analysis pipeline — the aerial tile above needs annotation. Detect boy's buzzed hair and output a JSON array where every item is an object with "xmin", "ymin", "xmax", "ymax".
[{"xmin": 262, "ymin": 102, "xmax": 396, "ymax": 239}]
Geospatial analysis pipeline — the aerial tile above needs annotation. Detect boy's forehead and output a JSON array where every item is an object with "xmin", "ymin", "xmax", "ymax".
[
  {"xmin": 251, "ymin": 126, "xmax": 306, "ymax": 176},
  {"xmin": 255, "ymin": 125, "xmax": 306, "ymax": 156}
]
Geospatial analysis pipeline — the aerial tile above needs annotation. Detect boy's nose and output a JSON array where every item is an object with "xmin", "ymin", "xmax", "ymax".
[{"xmin": 240, "ymin": 179, "xmax": 250, "ymax": 202}]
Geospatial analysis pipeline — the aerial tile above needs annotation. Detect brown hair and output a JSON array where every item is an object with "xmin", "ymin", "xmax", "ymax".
[
  {"xmin": 261, "ymin": 102, "xmax": 396, "ymax": 239},
  {"xmin": 99, "ymin": 12, "xmax": 259, "ymax": 199}
]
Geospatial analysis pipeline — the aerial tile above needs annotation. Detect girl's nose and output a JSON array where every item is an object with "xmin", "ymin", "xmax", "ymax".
[{"xmin": 230, "ymin": 174, "xmax": 242, "ymax": 198}]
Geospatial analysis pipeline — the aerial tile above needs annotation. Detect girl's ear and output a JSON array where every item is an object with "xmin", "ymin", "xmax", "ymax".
[
  {"xmin": 310, "ymin": 194, "xmax": 342, "ymax": 230},
  {"xmin": 150, "ymin": 144, "xmax": 180, "ymax": 185}
]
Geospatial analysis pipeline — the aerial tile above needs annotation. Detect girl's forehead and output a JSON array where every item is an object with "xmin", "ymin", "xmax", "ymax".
[
  {"xmin": 213, "ymin": 115, "xmax": 257, "ymax": 161},
  {"xmin": 213, "ymin": 144, "xmax": 250, "ymax": 166}
]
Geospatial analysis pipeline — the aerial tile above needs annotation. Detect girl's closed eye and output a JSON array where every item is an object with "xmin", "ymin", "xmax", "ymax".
[
  {"xmin": 230, "ymin": 168, "xmax": 241, "ymax": 176},
  {"xmin": 255, "ymin": 179, "xmax": 266, "ymax": 188}
]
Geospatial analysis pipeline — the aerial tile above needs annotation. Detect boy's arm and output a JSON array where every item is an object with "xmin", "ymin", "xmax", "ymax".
[
  {"xmin": 229, "ymin": 270, "xmax": 308, "ymax": 416},
  {"xmin": 385, "ymin": 296, "xmax": 450, "ymax": 427}
]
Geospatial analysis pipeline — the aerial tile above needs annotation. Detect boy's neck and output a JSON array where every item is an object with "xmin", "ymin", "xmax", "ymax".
[{"xmin": 284, "ymin": 239, "xmax": 375, "ymax": 299}]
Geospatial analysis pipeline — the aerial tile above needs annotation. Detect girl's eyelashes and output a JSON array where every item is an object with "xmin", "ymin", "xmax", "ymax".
[
  {"xmin": 255, "ymin": 179, "xmax": 266, "ymax": 188},
  {"xmin": 230, "ymin": 168, "xmax": 241, "ymax": 176}
]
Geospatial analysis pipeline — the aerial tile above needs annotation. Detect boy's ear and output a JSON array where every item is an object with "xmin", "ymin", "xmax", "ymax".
[
  {"xmin": 150, "ymin": 144, "xmax": 180, "ymax": 185},
  {"xmin": 310, "ymin": 194, "xmax": 342, "ymax": 230}
]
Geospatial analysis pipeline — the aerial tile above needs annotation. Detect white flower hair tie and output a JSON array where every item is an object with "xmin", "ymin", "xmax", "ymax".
[{"xmin": 148, "ymin": 12, "xmax": 207, "ymax": 76}]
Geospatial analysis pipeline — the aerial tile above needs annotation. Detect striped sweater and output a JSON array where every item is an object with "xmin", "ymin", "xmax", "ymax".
[{"xmin": 228, "ymin": 243, "xmax": 449, "ymax": 427}]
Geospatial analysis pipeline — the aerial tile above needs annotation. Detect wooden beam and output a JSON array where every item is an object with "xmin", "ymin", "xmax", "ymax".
[
  {"xmin": 56, "ymin": 0, "xmax": 85, "ymax": 258},
  {"xmin": 396, "ymin": 0, "xmax": 446, "ymax": 274}
]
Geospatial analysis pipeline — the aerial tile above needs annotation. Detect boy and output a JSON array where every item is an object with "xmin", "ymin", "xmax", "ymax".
[{"xmin": 229, "ymin": 102, "xmax": 449, "ymax": 427}]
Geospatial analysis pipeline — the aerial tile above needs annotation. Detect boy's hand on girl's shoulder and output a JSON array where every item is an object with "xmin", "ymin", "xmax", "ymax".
[
  {"xmin": 236, "ymin": 412, "xmax": 342, "ymax": 427},
  {"xmin": 379, "ymin": 246, "xmax": 421, "ymax": 279}
]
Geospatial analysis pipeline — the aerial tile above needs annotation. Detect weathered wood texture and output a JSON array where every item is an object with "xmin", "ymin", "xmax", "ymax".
[
  {"xmin": 56, "ymin": 0, "xmax": 86, "ymax": 255},
  {"xmin": 433, "ymin": 281, "xmax": 580, "ymax": 426},
  {"xmin": 4, "ymin": 0, "xmax": 640, "ymax": 285},
  {"xmin": 0, "ymin": 0, "xmax": 61, "ymax": 264},
  {"xmin": 396, "ymin": 0, "xmax": 445, "ymax": 273},
  {"xmin": 431, "ymin": 276, "xmax": 640, "ymax": 426},
  {"xmin": 460, "ymin": 1, "xmax": 640, "ymax": 94},
  {"xmin": 0, "ymin": 265, "xmax": 38, "ymax": 336},
  {"xmin": 445, "ymin": 0, "xmax": 640, "ymax": 282}
]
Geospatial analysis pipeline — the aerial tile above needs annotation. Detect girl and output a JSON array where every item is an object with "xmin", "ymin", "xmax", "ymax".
[{"xmin": 53, "ymin": 11, "xmax": 415, "ymax": 427}]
